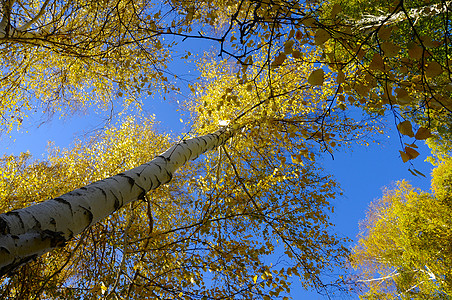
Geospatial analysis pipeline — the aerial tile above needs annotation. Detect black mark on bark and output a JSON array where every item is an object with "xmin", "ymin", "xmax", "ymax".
[
  {"xmin": 0, "ymin": 216, "xmax": 10, "ymax": 234},
  {"xmin": 53, "ymin": 197, "xmax": 72, "ymax": 211},
  {"xmin": 79, "ymin": 205, "xmax": 94, "ymax": 225},
  {"xmin": 42, "ymin": 230, "xmax": 66, "ymax": 247}
]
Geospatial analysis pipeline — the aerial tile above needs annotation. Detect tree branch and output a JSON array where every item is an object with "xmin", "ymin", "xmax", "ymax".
[{"xmin": 17, "ymin": 0, "xmax": 50, "ymax": 31}]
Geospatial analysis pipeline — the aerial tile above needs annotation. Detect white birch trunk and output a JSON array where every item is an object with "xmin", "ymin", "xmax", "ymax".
[
  {"xmin": 0, "ymin": 0, "xmax": 55, "ymax": 44},
  {"xmin": 0, "ymin": 127, "xmax": 233, "ymax": 276},
  {"xmin": 352, "ymin": 1, "xmax": 452, "ymax": 29}
]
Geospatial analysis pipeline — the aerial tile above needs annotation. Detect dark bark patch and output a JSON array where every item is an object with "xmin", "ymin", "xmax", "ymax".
[
  {"xmin": 0, "ymin": 254, "xmax": 38, "ymax": 277},
  {"xmin": 0, "ymin": 216, "xmax": 10, "ymax": 234},
  {"xmin": 79, "ymin": 205, "xmax": 94, "ymax": 225},
  {"xmin": 162, "ymin": 170, "xmax": 173, "ymax": 184},
  {"xmin": 151, "ymin": 174, "xmax": 161, "ymax": 189},
  {"xmin": 53, "ymin": 197, "xmax": 72, "ymax": 211},
  {"xmin": 113, "ymin": 193, "xmax": 121, "ymax": 211},
  {"xmin": 0, "ymin": 246, "xmax": 11, "ymax": 255},
  {"xmin": 41, "ymin": 230, "xmax": 66, "ymax": 247}
]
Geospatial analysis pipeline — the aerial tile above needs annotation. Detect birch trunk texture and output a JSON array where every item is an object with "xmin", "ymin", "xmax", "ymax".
[
  {"xmin": 0, "ymin": 127, "xmax": 233, "ymax": 276},
  {"xmin": 352, "ymin": 1, "xmax": 452, "ymax": 29}
]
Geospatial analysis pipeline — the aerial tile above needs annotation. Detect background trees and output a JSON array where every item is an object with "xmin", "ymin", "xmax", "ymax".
[{"xmin": 350, "ymin": 153, "xmax": 452, "ymax": 299}]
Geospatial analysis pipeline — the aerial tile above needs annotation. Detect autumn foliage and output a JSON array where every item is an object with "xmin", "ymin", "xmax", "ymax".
[
  {"xmin": 351, "ymin": 155, "xmax": 452, "ymax": 298},
  {"xmin": 0, "ymin": 0, "xmax": 451, "ymax": 299}
]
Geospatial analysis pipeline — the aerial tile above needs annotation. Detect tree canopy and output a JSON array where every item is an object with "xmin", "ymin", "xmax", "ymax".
[{"xmin": 0, "ymin": 0, "xmax": 451, "ymax": 299}]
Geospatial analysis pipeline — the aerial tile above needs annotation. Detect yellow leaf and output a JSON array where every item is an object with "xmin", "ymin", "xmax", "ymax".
[
  {"xmin": 395, "ymin": 88, "xmax": 409, "ymax": 99},
  {"xmin": 421, "ymin": 35, "xmax": 442, "ymax": 48},
  {"xmin": 272, "ymin": 52, "xmax": 287, "ymax": 67},
  {"xmin": 408, "ymin": 44, "xmax": 423, "ymax": 60},
  {"xmin": 308, "ymin": 69, "xmax": 324, "ymax": 86},
  {"xmin": 369, "ymin": 53, "xmax": 385, "ymax": 72},
  {"xmin": 330, "ymin": 3, "xmax": 342, "ymax": 18},
  {"xmin": 405, "ymin": 146, "xmax": 420, "ymax": 159},
  {"xmin": 413, "ymin": 168, "xmax": 426, "ymax": 177},
  {"xmin": 378, "ymin": 26, "xmax": 392, "ymax": 40},
  {"xmin": 399, "ymin": 150, "xmax": 409, "ymax": 163},
  {"xmin": 295, "ymin": 30, "xmax": 303, "ymax": 40},
  {"xmin": 425, "ymin": 61, "xmax": 443, "ymax": 78},
  {"xmin": 315, "ymin": 29, "xmax": 330, "ymax": 45},
  {"xmin": 395, "ymin": 88, "xmax": 412, "ymax": 105},
  {"xmin": 253, "ymin": 275, "xmax": 258, "ymax": 284},
  {"xmin": 415, "ymin": 127, "xmax": 433, "ymax": 140},
  {"xmin": 284, "ymin": 40, "xmax": 294, "ymax": 54},
  {"xmin": 302, "ymin": 17, "xmax": 315, "ymax": 27},
  {"xmin": 397, "ymin": 120, "xmax": 414, "ymax": 137},
  {"xmin": 337, "ymin": 70, "xmax": 345, "ymax": 84},
  {"xmin": 380, "ymin": 42, "xmax": 400, "ymax": 58},
  {"xmin": 405, "ymin": 143, "xmax": 418, "ymax": 149}
]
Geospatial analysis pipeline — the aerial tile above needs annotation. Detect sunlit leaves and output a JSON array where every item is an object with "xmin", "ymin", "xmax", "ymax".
[
  {"xmin": 185, "ymin": 45, "xmax": 362, "ymax": 294},
  {"xmin": 380, "ymin": 42, "xmax": 400, "ymax": 58},
  {"xmin": 0, "ymin": 115, "xmax": 175, "ymax": 298},
  {"xmin": 396, "ymin": 121, "xmax": 433, "ymax": 162},
  {"xmin": 352, "ymin": 158, "xmax": 452, "ymax": 298},
  {"xmin": 404, "ymin": 146, "xmax": 420, "ymax": 160},
  {"xmin": 378, "ymin": 26, "xmax": 392, "ymax": 40},
  {"xmin": 399, "ymin": 150, "xmax": 410, "ymax": 163},
  {"xmin": 272, "ymin": 52, "xmax": 287, "ymax": 67},
  {"xmin": 2, "ymin": 0, "xmax": 450, "ymax": 297},
  {"xmin": 317, "ymin": 0, "xmax": 451, "ymax": 163},
  {"xmin": 368, "ymin": 53, "xmax": 385, "ymax": 72},
  {"xmin": 0, "ymin": 0, "xmax": 173, "ymax": 134}
]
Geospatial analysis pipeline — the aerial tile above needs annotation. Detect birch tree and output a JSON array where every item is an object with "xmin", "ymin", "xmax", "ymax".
[
  {"xmin": 0, "ymin": 112, "xmax": 352, "ymax": 299},
  {"xmin": 0, "ymin": 121, "xmax": 233, "ymax": 275},
  {"xmin": 350, "ymin": 155, "xmax": 452, "ymax": 298}
]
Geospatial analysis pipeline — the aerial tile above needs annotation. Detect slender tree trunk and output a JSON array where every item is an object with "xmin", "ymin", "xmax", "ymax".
[{"xmin": 0, "ymin": 127, "xmax": 233, "ymax": 276}]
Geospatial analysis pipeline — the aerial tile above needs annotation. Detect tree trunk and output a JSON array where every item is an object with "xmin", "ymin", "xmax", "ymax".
[
  {"xmin": 0, "ymin": 127, "xmax": 233, "ymax": 276},
  {"xmin": 352, "ymin": 1, "xmax": 451, "ymax": 29},
  {"xmin": 0, "ymin": 0, "xmax": 50, "ymax": 42}
]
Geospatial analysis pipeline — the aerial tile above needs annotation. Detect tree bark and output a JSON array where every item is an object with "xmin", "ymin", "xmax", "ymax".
[
  {"xmin": 0, "ymin": 127, "xmax": 233, "ymax": 276},
  {"xmin": 352, "ymin": 1, "xmax": 452, "ymax": 29}
]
